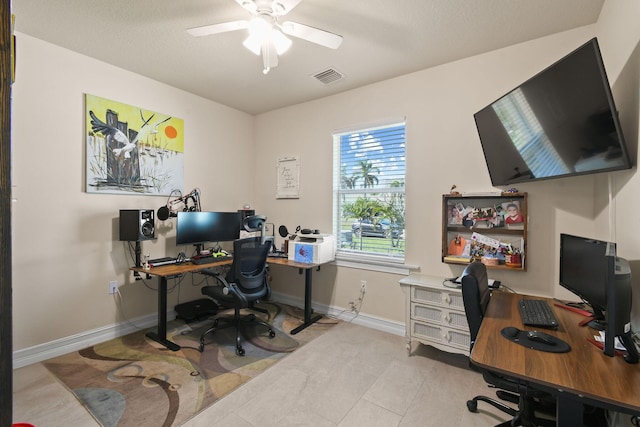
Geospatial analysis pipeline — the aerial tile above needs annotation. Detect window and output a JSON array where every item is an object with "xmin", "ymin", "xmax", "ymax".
[{"xmin": 333, "ymin": 120, "xmax": 406, "ymax": 262}]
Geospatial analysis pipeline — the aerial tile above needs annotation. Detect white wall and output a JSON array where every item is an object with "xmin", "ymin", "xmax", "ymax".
[
  {"xmin": 595, "ymin": 0, "xmax": 640, "ymax": 331},
  {"xmin": 254, "ymin": 1, "xmax": 640, "ymax": 326},
  {"xmin": 11, "ymin": 0, "xmax": 640, "ymax": 354},
  {"xmin": 11, "ymin": 34, "xmax": 255, "ymax": 350}
]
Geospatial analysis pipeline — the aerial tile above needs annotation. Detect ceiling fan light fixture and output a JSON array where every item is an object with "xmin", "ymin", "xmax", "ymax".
[
  {"xmin": 242, "ymin": 35, "xmax": 262, "ymax": 55},
  {"xmin": 248, "ymin": 16, "xmax": 271, "ymax": 40},
  {"xmin": 272, "ymin": 29, "xmax": 292, "ymax": 54}
]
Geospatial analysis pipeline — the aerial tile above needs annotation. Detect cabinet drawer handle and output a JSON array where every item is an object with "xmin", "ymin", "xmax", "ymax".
[{"xmin": 442, "ymin": 294, "xmax": 450, "ymax": 304}]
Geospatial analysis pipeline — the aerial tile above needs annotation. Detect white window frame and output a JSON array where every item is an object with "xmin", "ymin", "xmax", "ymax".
[{"xmin": 332, "ymin": 118, "xmax": 406, "ymax": 268}]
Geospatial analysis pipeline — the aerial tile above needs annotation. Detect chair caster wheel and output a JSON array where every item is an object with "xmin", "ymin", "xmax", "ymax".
[
  {"xmin": 236, "ymin": 346, "xmax": 245, "ymax": 356},
  {"xmin": 269, "ymin": 330, "xmax": 276, "ymax": 338},
  {"xmin": 466, "ymin": 399, "xmax": 478, "ymax": 413}
]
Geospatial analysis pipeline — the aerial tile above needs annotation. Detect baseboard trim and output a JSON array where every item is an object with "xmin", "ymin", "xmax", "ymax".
[
  {"xmin": 270, "ymin": 291, "xmax": 405, "ymax": 337},
  {"xmin": 12, "ymin": 311, "xmax": 175, "ymax": 369},
  {"xmin": 14, "ymin": 294, "xmax": 405, "ymax": 369}
]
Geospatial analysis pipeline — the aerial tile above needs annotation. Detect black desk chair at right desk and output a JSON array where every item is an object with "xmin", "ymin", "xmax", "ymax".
[{"xmin": 461, "ymin": 261, "xmax": 555, "ymax": 427}]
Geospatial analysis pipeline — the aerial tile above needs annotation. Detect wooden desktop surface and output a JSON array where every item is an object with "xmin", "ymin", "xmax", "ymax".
[
  {"xmin": 131, "ymin": 258, "xmax": 232, "ymax": 276},
  {"xmin": 472, "ymin": 292, "xmax": 640, "ymax": 414},
  {"xmin": 130, "ymin": 256, "xmax": 320, "ymax": 277}
]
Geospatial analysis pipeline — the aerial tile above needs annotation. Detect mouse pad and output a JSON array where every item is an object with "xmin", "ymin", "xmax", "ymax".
[{"xmin": 501, "ymin": 327, "xmax": 571, "ymax": 353}]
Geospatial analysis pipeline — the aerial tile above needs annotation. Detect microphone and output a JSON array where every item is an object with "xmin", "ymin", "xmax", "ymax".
[
  {"xmin": 157, "ymin": 206, "xmax": 171, "ymax": 221},
  {"xmin": 157, "ymin": 188, "xmax": 201, "ymax": 220}
]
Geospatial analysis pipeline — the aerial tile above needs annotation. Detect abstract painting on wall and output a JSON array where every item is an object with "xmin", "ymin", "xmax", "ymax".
[{"xmin": 85, "ymin": 94, "xmax": 184, "ymax": 195}]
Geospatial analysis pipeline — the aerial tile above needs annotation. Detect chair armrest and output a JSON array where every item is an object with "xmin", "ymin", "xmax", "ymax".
[
  {"xmin": 224, "ymin": 283, "xmax": 249, "ymax": 306},
  {"xmin": 200, "ymin": 268, "xmax": 227, "ymax": 286}
]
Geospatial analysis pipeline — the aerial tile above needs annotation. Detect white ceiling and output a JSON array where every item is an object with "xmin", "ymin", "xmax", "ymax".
[{"xmin": 13, "ymin": 0, "xmax": 605, "ymax": 115}]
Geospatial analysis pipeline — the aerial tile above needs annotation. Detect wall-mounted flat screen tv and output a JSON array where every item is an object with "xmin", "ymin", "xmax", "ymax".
[{"xmin": 474, "ymin": 38, "xmax": 631, "ymax": 186}]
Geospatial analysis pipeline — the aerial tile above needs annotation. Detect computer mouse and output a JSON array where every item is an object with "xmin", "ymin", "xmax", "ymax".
[
  {"xmin": 502, "ymin": 326, "xmax": 520, "ymax": 338},
  {"xmin": 527, "ymin": 331, "xmax": 556, "ymax": 346}
]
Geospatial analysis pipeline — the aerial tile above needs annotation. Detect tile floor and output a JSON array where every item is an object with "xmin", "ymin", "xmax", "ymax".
[{"xmin": 13, "ymin": 321, "xmax": 512, "ymax": 426}]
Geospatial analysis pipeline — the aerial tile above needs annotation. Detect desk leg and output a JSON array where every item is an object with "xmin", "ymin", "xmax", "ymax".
[
  {"xmin": 556, "ymin": 395, "xmax": 583, "ymax": 427},
  {"xmin": 290, "ymin": 267, "xmax": 322, "ymax": 335},
  {"xmin": 145, "ymin": 276, "xmax": 181, "ymax": 351}
]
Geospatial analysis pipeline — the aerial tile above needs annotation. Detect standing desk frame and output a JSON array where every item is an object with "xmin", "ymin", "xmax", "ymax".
[
  {"xmin": 265, "ymin": 257, "xmax": 326, "ymax": 334},
  {"xmin": 131, "ymin": 260, "xmax": 232, "ymax": 351}
]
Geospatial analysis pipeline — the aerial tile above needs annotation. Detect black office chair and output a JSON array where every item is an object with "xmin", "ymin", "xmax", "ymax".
[
  {"xmin": 461, "ymin": 261, "xmax": 555, "ymax": 427},
  {"xmin": 198, "ymin": 225, "xmax": 276, "ymax": 356}
]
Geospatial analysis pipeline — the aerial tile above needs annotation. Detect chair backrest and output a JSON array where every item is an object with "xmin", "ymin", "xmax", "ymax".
[
  {"xmin": 461, "ymin": 261, "xmax": 491, "ymax": 350},
  {"xmin": 243, "ymin": 214, "xmax": 270, "ymax": 245},
  {"xmin": 227, "ymin": 236, "xmax": 273, "ymax": 297}
]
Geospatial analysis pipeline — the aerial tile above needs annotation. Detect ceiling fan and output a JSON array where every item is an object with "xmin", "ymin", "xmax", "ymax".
[{"xmin": 187, "ymin": 0, "xmax": 343, "ymax": 74}]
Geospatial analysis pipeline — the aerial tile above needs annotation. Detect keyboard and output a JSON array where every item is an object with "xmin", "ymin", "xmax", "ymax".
[
  {"xmin": 268, "ymin": 252, "xmax": 289, "ymax": 259},
  {"xmin": 148, "ymin": 257, "xmax": 177, "ymax": 267},
  {"xmin": 191, "ymin": 256, "xmax": 232, "ymax": 265},
  {"xmin": 518, "ymin": 299, "xmax": 559, "ymax": 329}
]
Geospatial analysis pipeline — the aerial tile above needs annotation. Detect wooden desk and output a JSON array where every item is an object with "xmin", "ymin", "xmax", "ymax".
[
  {"xmin": 131, "ymin": 259, "xmax": 232, "ymax": 351},
  {"xmin": 266, "ymin": 257, "xmax": 326, "ymax": 334},
  {"xmin": 472, "ymin": 292, "xmax": 640, "ymax": 426}
]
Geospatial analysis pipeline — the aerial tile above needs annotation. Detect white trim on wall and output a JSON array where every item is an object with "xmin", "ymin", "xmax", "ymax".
[
  {"xmin": 12, "ymin": 311, "xmax": 171, "ymax": 368},
  {"xmin": 13, "ymin": 294, "xmax": 406, "ymax": 368}
]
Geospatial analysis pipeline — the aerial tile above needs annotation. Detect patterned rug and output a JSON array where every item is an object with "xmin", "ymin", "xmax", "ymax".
[{"xmin": 43, "ymin": 302, "xmax": 336, "ymax": 427}]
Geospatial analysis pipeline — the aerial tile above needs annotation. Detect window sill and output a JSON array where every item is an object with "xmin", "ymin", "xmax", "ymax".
[{"xmin": 334, "ymin": 254, "xmax": 419, "ymax": 275}]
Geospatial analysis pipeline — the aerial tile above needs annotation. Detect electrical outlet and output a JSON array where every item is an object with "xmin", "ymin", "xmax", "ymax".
[
  {"xmin": 360, "ymin": 280, "xmax": 367, "ymax": 292},
  {"xmin": 109, "ymin": 280, "xmax": 118, "ymax": 294}
]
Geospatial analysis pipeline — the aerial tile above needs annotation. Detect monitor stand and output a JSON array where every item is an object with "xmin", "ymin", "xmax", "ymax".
[{"xmin": 619, "ymin": 332, "xmax": 639, "ymax": 364}]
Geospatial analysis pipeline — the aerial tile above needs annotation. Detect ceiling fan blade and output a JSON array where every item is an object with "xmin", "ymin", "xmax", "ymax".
[
  {"xmin": 187, "ymin": 20, "xmax": 249, "ymax": 37},
  {"xmin": 281, "ymin": 21, "xmax": 343, "ymax": 49}
]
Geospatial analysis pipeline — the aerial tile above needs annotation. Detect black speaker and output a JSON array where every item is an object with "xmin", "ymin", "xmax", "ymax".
[{"xmin": 119, "ymin": 209, "xmax": 156, "ymax": 241}]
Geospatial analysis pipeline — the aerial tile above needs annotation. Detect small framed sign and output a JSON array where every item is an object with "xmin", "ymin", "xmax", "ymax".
[{"xmin": 276, "ymin": 156, "xmax": 300, "ymax": 199}]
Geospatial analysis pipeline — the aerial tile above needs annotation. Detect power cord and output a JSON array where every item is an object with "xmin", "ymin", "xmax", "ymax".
[
  {"xmin": 443, "ymin": 278, "xmax": 461, "ymax": 289},
  {"xmin": 112, "ymin": 287, "xmax": 147, "ymax": 331}
]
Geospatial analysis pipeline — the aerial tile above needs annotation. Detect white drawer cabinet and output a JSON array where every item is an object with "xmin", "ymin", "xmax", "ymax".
[{"xmin": 399, "ymin": 274, "xmax": 470, "ymax": 355}]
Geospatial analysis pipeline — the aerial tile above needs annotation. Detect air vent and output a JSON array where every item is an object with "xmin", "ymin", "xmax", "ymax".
[{"xmin": 312, "ymin": 68, "xmax": 345, "ymax": 85}]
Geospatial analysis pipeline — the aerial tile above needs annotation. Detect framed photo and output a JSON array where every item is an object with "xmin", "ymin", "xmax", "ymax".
[{"xmin": 502, "ymin": 200, "xmax": 523, "ymax": 224}]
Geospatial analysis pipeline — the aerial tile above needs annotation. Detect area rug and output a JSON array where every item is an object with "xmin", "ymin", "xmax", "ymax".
[{"xmin": 43, "ymin": 302, "xmax": 336, "ymax": 427}]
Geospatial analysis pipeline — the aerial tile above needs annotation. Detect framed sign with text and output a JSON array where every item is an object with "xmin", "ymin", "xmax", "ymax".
[{"xmin": 276, "ymin": 156, "xmax": 300, "ymax": 199}]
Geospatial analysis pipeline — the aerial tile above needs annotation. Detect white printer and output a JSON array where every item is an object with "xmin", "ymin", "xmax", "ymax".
[{"xmin": 288, "ymin": 233, "xmax": 336, "ymax": 264}]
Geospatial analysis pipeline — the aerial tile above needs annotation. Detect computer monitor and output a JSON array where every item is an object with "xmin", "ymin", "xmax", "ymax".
[
  {"xmin": 559, "ymin": 233, "xmax": 638, "ymax": 363},
  {"xmin": 176, "ymin": 211, "xmax": 242, "ymax": 253}
]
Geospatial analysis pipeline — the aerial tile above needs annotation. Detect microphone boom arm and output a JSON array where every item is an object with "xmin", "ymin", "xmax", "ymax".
[{"xmin": 157, "ymin": 188, "xmax": 202, "ymax": 220}]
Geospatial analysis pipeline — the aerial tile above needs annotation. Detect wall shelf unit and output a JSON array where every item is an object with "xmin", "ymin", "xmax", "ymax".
[{"xmin": 442, "ymin": 192, "xmax": 527, "ymax": 271}]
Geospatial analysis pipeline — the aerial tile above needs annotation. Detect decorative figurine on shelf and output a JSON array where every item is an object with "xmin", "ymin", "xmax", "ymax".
[
  {"xmin": 449, "ymin": 184, "xmax": 460, "ymax": 195},
  {"xmin": 448, "ymin": 234, "xmax": 466, "ymax": 256}
]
